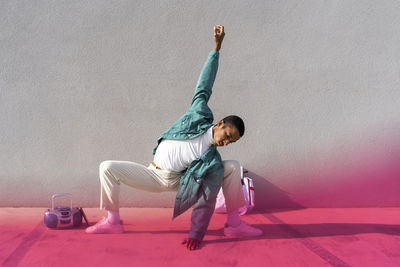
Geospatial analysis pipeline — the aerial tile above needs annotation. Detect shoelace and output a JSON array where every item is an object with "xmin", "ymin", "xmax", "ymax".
[{"xmin": 96, "ymin": 216, "xmax": 108, "ymax": 225}]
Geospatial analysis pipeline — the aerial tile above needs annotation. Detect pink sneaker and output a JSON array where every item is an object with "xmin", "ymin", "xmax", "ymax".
[
  {"xmin": 85, "ymin": 217, "xmax": 124, "ymax": 234},
  {"xmin": 224, "ymin": 221, "xmax": 263, "ymax": 238}
]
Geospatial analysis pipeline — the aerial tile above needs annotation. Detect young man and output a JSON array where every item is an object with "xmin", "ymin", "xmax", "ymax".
[{"xmin": 86, "ymin": 25, "xmax": 263, "ymax": 250}]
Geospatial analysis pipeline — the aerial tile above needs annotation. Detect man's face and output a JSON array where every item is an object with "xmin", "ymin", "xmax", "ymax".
[{"xmin": 212, "ymin": 120, "xmax": 241, "ymax": 147}]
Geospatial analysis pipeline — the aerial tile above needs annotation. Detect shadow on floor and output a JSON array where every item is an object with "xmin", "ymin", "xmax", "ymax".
[{"xmin": 120, "ymin": 222, "xmax": 400, "ymax": 240}]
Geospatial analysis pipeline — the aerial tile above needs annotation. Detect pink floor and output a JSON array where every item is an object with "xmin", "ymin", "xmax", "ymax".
[{"xmin": 1, "ymin": 207, "xmax": 399, "ymax": 267}]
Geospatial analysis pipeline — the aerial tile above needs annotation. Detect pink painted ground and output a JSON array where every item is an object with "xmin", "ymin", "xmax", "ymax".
[{"xmin": 1, "ymin": 207, "xmax": 399, "ymax": 267}]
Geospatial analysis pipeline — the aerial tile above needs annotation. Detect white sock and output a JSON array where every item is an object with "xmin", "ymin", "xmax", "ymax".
[
  {"xmin": 107, "ymin": 210, "xmax": 120, "ymax": 225},
  {"xmin": 226, "ymin": 209, "xmax": 241, "ymax": 227}
]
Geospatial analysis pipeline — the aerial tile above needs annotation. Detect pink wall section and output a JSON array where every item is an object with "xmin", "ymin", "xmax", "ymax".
[{"xmin": 251, "ymin": 130, "xmax": 400, "ymax": 209}]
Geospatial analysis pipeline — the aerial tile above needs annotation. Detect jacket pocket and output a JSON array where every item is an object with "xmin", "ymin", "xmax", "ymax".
[
  {"xmin": 179, "ymin": 114, "xmax": 191, "ymax": 130},
  {"xmin": 173, "ymin": 174, "xmax": 203, "ymax": 218}
]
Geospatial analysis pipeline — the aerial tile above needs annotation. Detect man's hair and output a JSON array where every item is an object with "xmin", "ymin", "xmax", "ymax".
[{"xmin": 222, "ymin": 115, "xmax": 245, "ymax": 137}]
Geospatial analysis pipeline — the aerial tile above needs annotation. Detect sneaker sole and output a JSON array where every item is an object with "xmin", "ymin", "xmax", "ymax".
[
  {"xmin": 85, "ymin": 226, "xmax": 124, "ymax": 234},
  {"xmin": 86, "ymin": 229, "xmax": 124, "ymax": 234}
]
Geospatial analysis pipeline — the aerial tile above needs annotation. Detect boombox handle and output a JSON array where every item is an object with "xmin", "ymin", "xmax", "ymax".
[{"xmin": 52, "ymin": 193, "xmax": 72, "ymax": 210}]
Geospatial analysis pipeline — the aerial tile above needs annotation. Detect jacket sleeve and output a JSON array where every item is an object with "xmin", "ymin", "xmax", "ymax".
[
  {"xmin": 190, "ymin": 50, "xmax": 220, "ymax": 109},
  {"xmin": 188, "ymin": 166, "xmax": 224, "ymax": 242}
]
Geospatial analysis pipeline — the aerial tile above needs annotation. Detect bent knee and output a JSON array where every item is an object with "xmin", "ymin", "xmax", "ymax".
[
  {"xmin": 223, "ymin": 160, "xmax": 240, "ymax": 173},
  {"xmin": 99, "ymin": 160, "xmax": 114, "ymax": 174}
]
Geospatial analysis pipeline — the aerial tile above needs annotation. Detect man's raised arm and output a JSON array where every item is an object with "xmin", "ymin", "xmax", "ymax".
[{"xmin": 190, "ymin": 25, "xmax": 225, "ymax": 107}]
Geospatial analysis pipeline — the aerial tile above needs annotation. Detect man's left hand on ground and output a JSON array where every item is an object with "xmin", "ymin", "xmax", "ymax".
[{"xmin": 181, "ymin": 237, "xmax": 201, "ymax": 251}]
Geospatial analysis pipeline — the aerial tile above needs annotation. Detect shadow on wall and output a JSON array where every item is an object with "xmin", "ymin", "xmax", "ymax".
[{"xmin": 246, "ymin": 170, "xmax": 306, "ymax": 212}]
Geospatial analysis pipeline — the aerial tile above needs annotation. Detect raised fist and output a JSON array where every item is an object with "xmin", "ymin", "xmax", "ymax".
[{"xmin": 214, "ymin": 25, "xmax": 225, "ymax": 44}]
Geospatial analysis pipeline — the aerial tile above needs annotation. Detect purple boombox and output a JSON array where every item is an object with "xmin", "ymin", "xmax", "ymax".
[{"xmin": 44, "ymin": 193, "xmax": 89, "ymax": 229}]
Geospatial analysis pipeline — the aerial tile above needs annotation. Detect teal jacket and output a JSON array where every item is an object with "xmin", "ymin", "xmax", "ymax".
[{"xmin": 152, "ymin": 50, "xmax": 224, "ymax": 241}]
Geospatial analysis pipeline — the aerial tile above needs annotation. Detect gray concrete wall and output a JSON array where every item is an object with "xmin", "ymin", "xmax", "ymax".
[{"xmin": 1, "ymin": 0, "xmax": 399, "ymax": 209}]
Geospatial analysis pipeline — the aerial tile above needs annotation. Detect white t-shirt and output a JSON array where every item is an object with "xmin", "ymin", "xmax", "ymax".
[{"xmin": 153, "ymin": 126, "xmax": 214, "ymax": 172}]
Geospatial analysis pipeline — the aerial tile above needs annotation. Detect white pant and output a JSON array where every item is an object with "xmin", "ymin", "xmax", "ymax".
[{"xmin": 99, "ymin": 160, "xmax": 245, "ymax": 213}]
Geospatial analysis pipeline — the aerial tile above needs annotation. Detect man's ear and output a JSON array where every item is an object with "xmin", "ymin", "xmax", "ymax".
[{"xmin": 217, "ymin": 120, "xmax": 224, "ymax": 127}]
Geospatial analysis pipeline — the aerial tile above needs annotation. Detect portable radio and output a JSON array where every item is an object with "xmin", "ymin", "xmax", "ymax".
[{"xmin": 44, "ymin": 193, "xmax": 89, "ymax": 229}]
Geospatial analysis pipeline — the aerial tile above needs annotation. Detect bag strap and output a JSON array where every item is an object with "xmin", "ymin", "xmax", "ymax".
[
  {"xmin": 240, "ymin": 166, "xmax": 249, "ymax": 185},
  {"xmin": 79, "ymin": 207, "xmax": 89, "ymax": 226}
]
